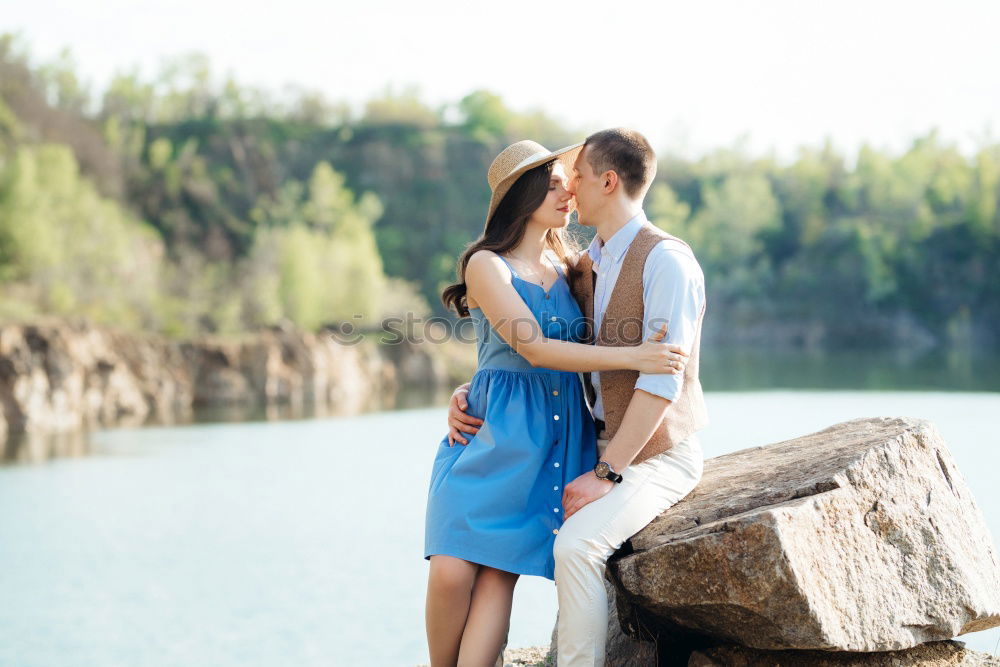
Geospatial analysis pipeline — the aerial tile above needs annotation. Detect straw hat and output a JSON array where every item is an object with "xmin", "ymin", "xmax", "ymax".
[{"xmin": 484, "ymin": 140, "xmax": 584, "ymax": 228}]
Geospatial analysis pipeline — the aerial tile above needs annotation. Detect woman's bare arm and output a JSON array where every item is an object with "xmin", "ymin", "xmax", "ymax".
[{"xmin": 465, "ymin": 251, "xmax": 685, "ymax": 373}]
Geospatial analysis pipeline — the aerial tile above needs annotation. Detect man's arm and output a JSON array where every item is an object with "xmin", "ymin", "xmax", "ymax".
[
  {"xmin": 601, "ymin": 241, "xmax": 705, "ymax": 470},
  {"xmin": 598, "ymin": 389, "xmax": 672, "ymax": 471},
  {"xmin": 446, "ymin": 381, "xmax": 481, "ymax": 445},
  {"xmin": 563, "ymin": 241, "xmax": 705, "ymax": 518}
]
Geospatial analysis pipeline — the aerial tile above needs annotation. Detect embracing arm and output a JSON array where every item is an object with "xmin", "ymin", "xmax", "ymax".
[
  {"xmin": 446, "ymin": 380, "xmax": 478, "ymax": 445},
  {"xmin": 562, "ymin": 244, "xmax": 706, "ymax": 518},
  {"xmin": 465, "ymin": 251, "xmax": 684, "ymax": 373}
]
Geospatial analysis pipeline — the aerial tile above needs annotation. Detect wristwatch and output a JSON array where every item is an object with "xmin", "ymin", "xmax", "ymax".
[{"xmin": 593, "ymin": 460, "xmax": 623, "ymax": 483}]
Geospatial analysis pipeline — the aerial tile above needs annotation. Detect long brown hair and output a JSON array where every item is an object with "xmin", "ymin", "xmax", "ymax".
[{"xmin": 442, "ymin": 160, "xmax": 581, "ymax": 317}]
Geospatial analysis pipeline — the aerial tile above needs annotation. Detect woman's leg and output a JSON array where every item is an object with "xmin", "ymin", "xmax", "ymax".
[
  {"xmin": 456, "ymin": 566, "xmax": 519, "ymax": 666},
  {"xmin": 426, "ymin": 555, "xmax": 479, "ymax": 666}
]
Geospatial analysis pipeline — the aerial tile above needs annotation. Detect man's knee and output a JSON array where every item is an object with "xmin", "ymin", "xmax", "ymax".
[{"xmin": 553, "ymin": 531, "xmax": 604, "ymax": 570}]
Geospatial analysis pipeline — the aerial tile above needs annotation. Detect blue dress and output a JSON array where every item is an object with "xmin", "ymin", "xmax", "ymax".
[{"xmin": 424, "ymin": 254, "xmax": 598, "ymax": 580}]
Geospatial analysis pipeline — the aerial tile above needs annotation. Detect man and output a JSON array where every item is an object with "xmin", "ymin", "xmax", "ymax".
[{"xmin": 447, "ymin": 128, "xmax": 708, "ymax": 665}]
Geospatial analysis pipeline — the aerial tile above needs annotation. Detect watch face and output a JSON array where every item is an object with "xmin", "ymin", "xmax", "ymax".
[{"xmin": 595, "ymin": 462, "xmax": 610, "ymax": 478}]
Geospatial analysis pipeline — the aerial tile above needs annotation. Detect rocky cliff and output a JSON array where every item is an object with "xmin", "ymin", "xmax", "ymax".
[{"xmin": 0, "ymin": 318, "xmax": 469, "ymax": 461}]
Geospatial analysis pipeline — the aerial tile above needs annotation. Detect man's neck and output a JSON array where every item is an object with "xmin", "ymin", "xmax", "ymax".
[{"xmin": 594, "ymin": 200, "xmax": 643, "ymax": 243}]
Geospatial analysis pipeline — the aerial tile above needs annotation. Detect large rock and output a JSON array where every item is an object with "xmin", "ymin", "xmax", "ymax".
[{"xmin": 609, "ymin": 417, "xmax": 1000, "ymax": 653}]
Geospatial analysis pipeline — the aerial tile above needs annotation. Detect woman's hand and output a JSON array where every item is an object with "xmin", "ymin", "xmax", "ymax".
[
  {"xmin": 631, "ymin": 323, "xmax": 689, "ymax": 374},
  {"xmin": 447, "ymin": 382, "xmax": 483, "ymax": 446}
]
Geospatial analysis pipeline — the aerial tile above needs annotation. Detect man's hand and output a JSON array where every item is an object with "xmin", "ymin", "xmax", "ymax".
[
  {"xmin": 562, "ymin": 471, "xmax": 614, "ymax": 519},
  {"xmin": 447, "ymin": 382, "xmax": 483, "ymax": 446}
]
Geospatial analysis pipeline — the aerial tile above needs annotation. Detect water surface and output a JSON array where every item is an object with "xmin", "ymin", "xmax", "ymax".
[{"xmin": 1, "ymin": 390, "xmax": 998, "ymax": 665}]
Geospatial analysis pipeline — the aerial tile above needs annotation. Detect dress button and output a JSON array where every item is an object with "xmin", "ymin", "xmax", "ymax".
[
  {"xmin": 552, "ymin": 390, "xmax": 559, "ymax": 396},
  {"xmin": 554, "ymin": 462, "xmax": 560, "ymax": 468},
  {"xmin": 553, "ymin": 508, "xmax": 560, "ymax": 513},
  {"xmin": 553, "ymin": 528, "xmax": 559, "ymax": 534},
  {"xmin": 553, "ymin": 485, "xmax": 559, "ymax": 491},
  {"xmin": 553, "ymin": 415, "xmax": 560, "ymax": 421},
  {"xmin": 550, "ymin": 316, "xmax": 557, "ymax": 322}
]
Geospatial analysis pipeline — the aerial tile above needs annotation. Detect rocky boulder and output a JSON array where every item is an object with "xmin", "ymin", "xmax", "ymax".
[{"xmin": 609, "ymin": 417, "xmax": 1000, "ymax": 653}]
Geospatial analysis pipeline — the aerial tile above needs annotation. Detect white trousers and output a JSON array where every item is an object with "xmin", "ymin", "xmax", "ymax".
[{"xmin": 553, "ymin": 430, "xmax": 703, "ymax": 666}]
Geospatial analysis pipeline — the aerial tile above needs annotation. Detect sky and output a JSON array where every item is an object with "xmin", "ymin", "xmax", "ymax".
[{"xmin": 4, "ymin": 0, "xmax": 1000, "ymax": 161}]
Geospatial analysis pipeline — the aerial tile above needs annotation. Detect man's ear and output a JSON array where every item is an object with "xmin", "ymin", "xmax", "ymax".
[{"xmin": 603, "ymin": 170, "xmax": 619, "ymax": 194}]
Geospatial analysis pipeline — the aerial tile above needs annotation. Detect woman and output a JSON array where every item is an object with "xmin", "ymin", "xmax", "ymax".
[{"xmin": 424, "ymin": 140, "xmax": 688, "ymax": 666}]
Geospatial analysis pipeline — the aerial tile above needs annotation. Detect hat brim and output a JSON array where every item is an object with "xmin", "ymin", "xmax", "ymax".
[{"xmin": 484, "ymin": 141, "xmax": 584, "ymax": 229}]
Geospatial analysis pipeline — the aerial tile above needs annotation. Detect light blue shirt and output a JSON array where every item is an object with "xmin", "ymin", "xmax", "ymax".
[{"xmin": 587, "ymin": 211, "xmax": 706, "ymax": 420}]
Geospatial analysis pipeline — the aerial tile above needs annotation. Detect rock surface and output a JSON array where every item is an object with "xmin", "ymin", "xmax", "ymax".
[
  {"xmin": 608, "ymin": 417, "xmax": 1000, "ymax": 653},
  {"xmin": 688, "ymin": 640, "xmax": 1000, "ymax": 666}
]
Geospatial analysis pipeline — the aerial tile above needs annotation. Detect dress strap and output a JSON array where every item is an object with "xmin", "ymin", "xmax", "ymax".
[{"xmin": 496, "ymin": 253, "xmax": 520, "ymax": 279}]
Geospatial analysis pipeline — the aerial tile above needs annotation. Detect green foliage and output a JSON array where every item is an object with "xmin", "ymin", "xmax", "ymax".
[
  {"xmin": 645, "ymin": 135, "xmax": 1000, "ymax": 346},
  {"xmin": 459, "ymin": 90, "xmax": 512, "ymax": 142},
  {"xmin": 0, "ymin": 143, "xmax": 163, "ymax": 327},
  {"xmin": 246, "ymin": 161, "xmax": 388, "ymax": 329},
  {"xmin": 0, "ymin": 34, "xmax": 997, "ymax": 348},
  {"xmin": 363, "ymin": 86, "xmax": 440, "ymax": 128},
  {"xmin": 0, "ymin": 98, "xmax": 20, "ymax": 146}
]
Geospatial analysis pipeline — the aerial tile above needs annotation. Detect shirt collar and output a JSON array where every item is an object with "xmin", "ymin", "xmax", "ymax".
[{"xmin": 586, "ymin": 210, "xmax": 647, "ymax": 266}]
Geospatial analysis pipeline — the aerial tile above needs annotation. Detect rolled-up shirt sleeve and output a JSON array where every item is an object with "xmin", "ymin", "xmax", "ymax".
[{"xmin": 634, "ymin": 240, "xmax": 706, "ymax": 402}]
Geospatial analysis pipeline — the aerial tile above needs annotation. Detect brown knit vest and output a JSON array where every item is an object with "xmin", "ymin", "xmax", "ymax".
[{"xmin": 570, "ymin": 221, "xmax": 708, "ymax": 464}]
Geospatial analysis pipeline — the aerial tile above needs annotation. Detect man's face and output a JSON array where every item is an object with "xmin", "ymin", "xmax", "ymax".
[{"xmin": 568, "ymin": 145, "xmax": 603, "ymax": 226}]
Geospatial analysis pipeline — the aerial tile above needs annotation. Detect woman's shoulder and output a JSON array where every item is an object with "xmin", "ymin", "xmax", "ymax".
[
  {"xmin": 468, "ymin": 248, "xmax": 500, "ymax": 265},
  {"xmin": 467, "ymin": 249, "xmax": 511, "ymax": 279},
  {"xmin": 465, "ymin": 250, "xmax": 514, "ymax": 310}
]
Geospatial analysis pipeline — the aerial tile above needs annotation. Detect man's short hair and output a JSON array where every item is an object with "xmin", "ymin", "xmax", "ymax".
[{"xmin": 583, "ymin": 128, "xmax": 657, "ymax": 199}]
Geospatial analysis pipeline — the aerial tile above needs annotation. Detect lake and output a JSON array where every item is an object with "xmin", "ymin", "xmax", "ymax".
[{"xmin": 1, "ymin": 355, "xmax": 999, "ymax": 665}]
